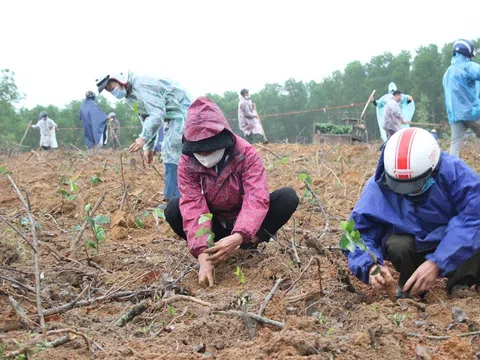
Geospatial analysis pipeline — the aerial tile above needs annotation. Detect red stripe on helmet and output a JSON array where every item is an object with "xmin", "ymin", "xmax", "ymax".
[{"xmin": 395, "ymin": 128, "xmax": 417, "ymax": 179}]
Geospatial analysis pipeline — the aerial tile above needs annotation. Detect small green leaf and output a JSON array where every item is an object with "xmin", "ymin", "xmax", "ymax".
[
  {"xmin": 140, "ymin": 210, "xmax": 150, "ymax": 219},
  {"xmin": 339, "ymin": 235, "xmax": 356, "ymax": 253},
  {"xmin": 167, "ymin": 304, "xmax": 176, "ymax": 316},
  {"xmin": 94, "ymin": 215, "xmax": 110, "ymax": 225},
  {"xmin": 69, "ymin": 179, "xmax": 78, "ymax": 193},
  {"xmin": 59, "ymin": 189, "xmax": 70, "ymax": 197},
  {"xmin": 20, "ymin": 217, "xmax": 29, "ymax": 226},
  {"xmin": 86, "ymin": 239, "xmax": 97, "ymax": 249},
  {"xmin": 299, "ymin": 173, "xmax": 312, "ymax": 184},
  {"xmin": 90, "ymin": 174, "xmax": 102, "ymax": 186},
  {"xmin": 67, "ymin": 194, "xmax": 78, "ymax": 201},
  {"xmin": 86, "ymin": 216, "xmax": 95, "ymax": 230},
  {"xmin": 60, "ymin": 175, "xmax": 68, "ymax": 185},
  {"xmin": 370, "ymin": 266, "xmax": 381, "ymax": 276},
  {"xmin": 95, "ymin": 227, "xmax": 106, "ymax": 242},
  {"xmin": 35, "ymin": 222, "xmax": 43, "ymax": 231},
  {"xmin": 152, "ymin": 208, "xmax": 166, "ymax": 220},
  {"xmin": 206, "ymin": 233, "xmax": 215, "ymax": 248},
  {"xmin": 135, "ymin": 218, "xmax": 144, "ymax": 229},
  {"xmin": 195, "ymin": 227, "xmax": 211, "ymax": 239},
  {"xmin": 0, "ymin": 167, "xmax": 7, "ymax": 174},
  {"xmin": 84, "ymin": 203, "xmax": 92, "ymax": 213},
  {"xmin": 234, "ymin": 266, "xmax": 241, "ymax": 276},
  {"xmin": 340, "ymin": 220, "xmax": 354, "ymax": 232},
  {"xmin": 303, "ymin": 189, "xmax": 310, "ymax": 198},
  {"xmin": 279, "ymin": 156, "xmax": 289, "ymax": 164},
  {"xmin": 198, "ymin": 213, "xmax": 213, "ymax": 224},
  {"xmin": 239, "ymin": 271, "xmax": 246, "ymax": 284}
]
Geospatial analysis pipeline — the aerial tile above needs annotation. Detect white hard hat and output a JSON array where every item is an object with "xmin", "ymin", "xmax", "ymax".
[
  {"xmin": 108, "ymin": 112, "xmax": 116, "ymax": 118},
  {"xmin": 95, "ymin": 72, "xmax": 128, "ymax": 93},
  {"xmin": 383, "ymin": 128, "xmax": 441, "ymax": 194},
  {"xmin": 388, "ymin": 82, "xmax": 397, "ymax": 93}
]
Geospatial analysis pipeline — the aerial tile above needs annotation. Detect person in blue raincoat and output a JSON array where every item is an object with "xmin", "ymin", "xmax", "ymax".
[
  {"xmin": 370, "ymin": 83, "xmax": 414, "ymax": 142},
  {"xmin": 79, "ymin": 91, "xmax": 107, "ymax": 149},
  {"xmin": 345, "ymin": 127, "xmax": 480, "ymax": 298},
  {"xmin": 95, "ymin": 72, "xmax": 192, "ymax": 201},
  {"xmin": 442, "ymin": 39, "xmax": 480, "ymax": 158}
]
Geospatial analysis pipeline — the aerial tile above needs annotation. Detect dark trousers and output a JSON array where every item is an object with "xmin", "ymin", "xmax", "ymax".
[
  {"xmin": 245, "ymin": 133, "xmax": 264, "ymax": 144},
  {"xmin": 386, "ymin": 234, "xmax": 480, "ymax": 293},
  {"xmin": 165, "ymin": 187, "xmax": 299, "ymax": 246}
]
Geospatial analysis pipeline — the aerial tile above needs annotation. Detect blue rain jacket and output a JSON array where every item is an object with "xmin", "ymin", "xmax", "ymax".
[
  {"xmin": 443, "ymin": 53, "xmax": 480, "ymax": 124},
  {"xmin": 125, "ymin": 73, "xmax": 192, "ymax": 164},
  {"xmin": 345, "ymin": 150, "xmax": 480, "ymax": 284},
  {"xmin": 79, "ymin": 99, "xmax": 107, "ymax": 149}
]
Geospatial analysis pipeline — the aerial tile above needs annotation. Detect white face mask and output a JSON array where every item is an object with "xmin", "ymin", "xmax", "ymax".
[{"xmin": 194, "ymin": 148, "xmax": 225, "ymax": 168}]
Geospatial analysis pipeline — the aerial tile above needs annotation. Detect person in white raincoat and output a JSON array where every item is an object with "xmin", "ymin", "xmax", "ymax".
[
  {"xmin": 31, "ymin": 111, "xmax": 58, "ymax": 150},
  {"xmin": 95, "ymin": 72, "xmax": 192, "ymax": 201}
]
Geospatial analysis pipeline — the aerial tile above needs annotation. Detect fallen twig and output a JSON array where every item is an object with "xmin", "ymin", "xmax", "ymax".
[
  {"xmin": 8, "ymin": 296, "xmax": 37, "ymax": 330},
  {"xmin": 398, "ymin": 298, "xmax": 427, "ymax": 312},
  {"xmin": 368, "ymin": 328, "xmax": 377, "ymax": 348},
  {"xmin": 289, "ymin": 218, "xmax": 301, "ymax": 267},
  {"xmin": 151, "ymin": 164, "xmax": 164, "ymax": 180},
  {"xmin": 72, "ymin": 192, "xmax": 105, "ymax": 249},
  {"xmin": 213, "ymin": 311, "xmax": 285, "ymax": 329},
  {"xmin": 258, "ymin": 278, "xmax": 284, "ymax": 316},
  {"xmin": 153, "ymin": 211, "xmax": 171, "ymax": 273},
  {"xmin": 303, "ymin": 181, "xmax": 329, "ymax": 231},
  {"xmin": 116, "ymin": 295, "xmax": 212, "ymax": 327},
  {"xmin": 407, "ymin": 330, "xmax": 480, "ymax": 340},
  {"xmin": 284, "ymin": 257, "xmax": 315, "ymax": 295},
  {"xmin": 256, "ymin": 144, "xmax": 283, "ymax": 160},
  {"xmin": 0, "ymin": 214, "xmax": 36, "ymax": 252},
  {"xmin": 6, "ymin": 174, "xmax": 45, "ymax": 330}
]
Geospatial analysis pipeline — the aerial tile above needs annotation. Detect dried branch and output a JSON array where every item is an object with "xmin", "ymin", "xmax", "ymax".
[
  {"xmin": 258, "ymin": 278, "xmax": 284, "ymax": 316},
  {"xmin": 0, "ymin": 214, "xmax": 36, "ymax": 252},
  {"xmin": 6, "ymin": 174, "xmax": 45, "ymax": 330},
  {"xmin": 8, "ymin": 296, "xmax": 36, "ymax": 330},
  {"xmin": 289, "ymin": 218, "xmax": 301, "ymax": 267},
  {"xmin": 213, "ymin": 311, "xmax": 285, "ymax": 329},
  {"xmin": 407, "ymin": 330, "xmax": 480, "ymax": 340},
  {"xmin": 304, "ymin": 181, "xmax": 329, "ymax": 231},
  {"xmin": 284, "ymin": 257, "xmax": 316, "ymax": 295},
  {"xmin": 151, "ymin": 164, "xmax": 164, "ymax": 180}
]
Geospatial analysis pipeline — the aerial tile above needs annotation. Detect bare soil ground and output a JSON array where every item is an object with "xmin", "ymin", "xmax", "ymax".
[{"xmin": 1, "ymin": 141, "xmax": 480, "ymax": 360}]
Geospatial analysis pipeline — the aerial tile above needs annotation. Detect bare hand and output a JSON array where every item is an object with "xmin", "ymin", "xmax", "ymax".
[
  {"xmin": 204, "ymin": 233, "xmax": 244, "ymax": 265},
  {"xmin": 408, "ymin": 95, "xmax": 413, "ymax": 101},
  {"xmin": 143, "ymin": 150, "xmax": 154, "ymax": 164},
  {"xmin": 198, "ymin": 253, "xmax": 214, "ymax": 287},
  {"xmin": 369, "ymin": 95, "xmax": 375, "ymax": 102},
  {"xmin": 369, "ymin": 265, "xmax": 392, "ymax": 293},
  {"xmin": 403, "ymin": 260, "xmax": 439, "ymax": 295},
  {"xmin": 129, "ymin": 137, "xmax": 145, "ymax": 152}
]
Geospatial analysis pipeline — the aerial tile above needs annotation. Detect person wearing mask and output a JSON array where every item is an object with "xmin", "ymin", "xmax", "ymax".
[
  {"xmin": 443, "ymin": 39, "xmax": 480, "ymax": 158},
  {"xmin": 96, "ymin": 72, "xmax": 191, "ymax": 201},
  {"xmin": 165, "ymin": 97, "xmax": 299, "ymax": 286}
]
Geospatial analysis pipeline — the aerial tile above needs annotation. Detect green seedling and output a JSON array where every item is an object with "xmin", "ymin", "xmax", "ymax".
[
  {"xmin": 339, "ymin": 219, "xmax": 396, "ymax": 298},
  {"xmin": 315, "ymin": 312, "xmax": 329, "ymax": 325},
  {"xmin": 326, "ymin": 328, "xmax": 335, "ymax": 336},
  {"xmin": 84, "ymin": 204, "xmax": 110, "ymax": 254},
  {"xmin": 299, "ymin": 173, "xmax": 313, "ymax": 199},
  {"xmin": 234, "ymin": 266, "xmax": 246, "ymax": 284},
  {"xmin": 392, "ymin": 313, "xmax": 406, "ymax": 327},
  {"xmin": 196, "ymin": 213, "xmax": 215, "ymax": 248},
  {"xmin": 167, "ymin": 304, "xmax": 176, "ymax": 316},
  {"xmin": 90, "ymin": 173, "xmax": 102, "ymax": 185},
  {"xmin": 135, "ymin": 210, "xmax": 150, "ymax": 229},
  {"xmin": 0, "ymin": 167, "xmax": 12, "ymax": 175},
  {"xmin": 59, "ymin": 175, "xmax": 80, "ymax": 201}
]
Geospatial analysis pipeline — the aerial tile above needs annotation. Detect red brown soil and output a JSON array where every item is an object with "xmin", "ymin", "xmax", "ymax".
[{"xmin": 1, "ymin": 140, "xmax": 480, "ymax": 359}]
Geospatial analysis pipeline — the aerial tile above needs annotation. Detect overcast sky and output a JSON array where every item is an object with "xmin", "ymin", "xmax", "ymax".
[{"xmin": 1, "ymin": 0, "xmax": 478, "ymax": 109}]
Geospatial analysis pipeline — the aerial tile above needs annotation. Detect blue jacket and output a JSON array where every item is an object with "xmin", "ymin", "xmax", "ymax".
[
  {"xmin": 79, "ymin": 99, "xmax": 107, "ymax": 149},
  {"xmin": 443, "ymin": 53, "xmax": 480, "ymax": 124},
  {"xmin": 346, "ymin": 150, "xmax": 480, "ymax": 284}
]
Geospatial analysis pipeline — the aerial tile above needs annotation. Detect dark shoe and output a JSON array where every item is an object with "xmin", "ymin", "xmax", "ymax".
[{"xmin": 450, "ymin": 284, "xmax": 477, "ymax": 298}]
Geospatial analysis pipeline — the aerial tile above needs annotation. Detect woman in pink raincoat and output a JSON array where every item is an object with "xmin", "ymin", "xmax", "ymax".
[{"xmin": 165, "ymin": 97, "xmax": 298, "ymax": 286}]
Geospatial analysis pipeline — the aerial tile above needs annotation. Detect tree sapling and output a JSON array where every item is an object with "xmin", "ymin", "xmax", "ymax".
[
  {"xmin": 196, "ymin": 213, "xmax": 215, "ymax": 248},
  {"xmin": 339, "ymin": 219, "xmax": 396, "ymax": 299}
]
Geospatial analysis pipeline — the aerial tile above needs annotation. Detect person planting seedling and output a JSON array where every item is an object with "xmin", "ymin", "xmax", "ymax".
[
  {"xmin": 165, "ymin": 97, "xmax": 299, "ymax": 287},
  {"xmin": 344, "ymin": 127, "xmax": 480, "ymax": 299}
]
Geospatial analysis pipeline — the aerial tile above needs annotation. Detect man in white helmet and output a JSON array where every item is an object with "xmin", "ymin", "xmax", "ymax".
[
  {"xmin": 95, "ymin": 72, "xmax": 192, "ymax": 201},
  {"xmin": 344, "ymin": 127, "xmax": 480, "ymax": 298}
]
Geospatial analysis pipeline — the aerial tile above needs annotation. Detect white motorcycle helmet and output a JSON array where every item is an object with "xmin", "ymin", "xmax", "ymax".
[
  {"xmin": 95, "ymin": 72, "xmax": 128, "ymax": 93},
  {"xmin": 388, "ymin": 82, "xmax": 397, "ymax": 93},
  {"xmin": 383, "ymin": 128, "xmax": 441, "ymax": 195}
]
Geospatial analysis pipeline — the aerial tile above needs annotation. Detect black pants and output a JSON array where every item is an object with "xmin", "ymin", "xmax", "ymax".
[
  {"xmin": 165, "ymin": 187, "xmax": 299, "ymax": 246},
  {"xmin": 386, "ymin": 234, "xmax": 480, "ymax": 293}
]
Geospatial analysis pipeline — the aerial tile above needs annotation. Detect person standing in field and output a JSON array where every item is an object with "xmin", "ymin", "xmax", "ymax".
[
  {"xmin": 442, "ymin": 39, "xmax": 480, "ymax": 158},
  {"xmin": 107, "ymin": 112, "xmax": 121, "ymax": 150},
  {"xmin": 238, "ymin": 89, "xmax": 266, "ymax": 144},
  {"xmin": 383, "ymin": 90, "xmax": 408, "ymax": 138},
  {"xmin": 79, "ymin": 91, "xmax": 107, "ymax": 150},
  {"xmin": 95, "ymin": 72, "xmax": 191, "ymax": 202},
  {"xmin": 31, "ymin": 111, "xmax": 57, "ymax": 151}
]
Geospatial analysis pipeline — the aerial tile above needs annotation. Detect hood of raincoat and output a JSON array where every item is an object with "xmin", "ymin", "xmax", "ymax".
[
  {"xmin": 442, "ymin": 53, "xmax": 480, "ymax": 123},
  {"xmin": 183, "ymin": 97, "xmax": 233, "ymax": 142}
]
